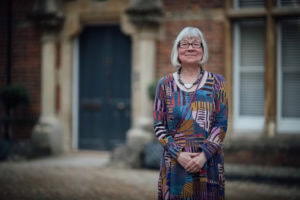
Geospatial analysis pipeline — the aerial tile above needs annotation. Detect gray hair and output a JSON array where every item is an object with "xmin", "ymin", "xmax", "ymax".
[{"xmin": 170, "ymin": 27, "xmax": 209, "ymax": 68}]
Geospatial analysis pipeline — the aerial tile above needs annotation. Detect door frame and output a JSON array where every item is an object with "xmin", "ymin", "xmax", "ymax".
[
  {"xmin": 60, "ymin": 0, "xmax": 160, "ymax": 152},
  {"xmin": 72, "ymin": 38, "xmax": 79, "ymax": 150}
]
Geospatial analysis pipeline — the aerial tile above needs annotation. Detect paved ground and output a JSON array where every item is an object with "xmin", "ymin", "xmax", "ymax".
[{"xmin": 0, "ymin": 151, "xmax": 299, "ymax": 200}]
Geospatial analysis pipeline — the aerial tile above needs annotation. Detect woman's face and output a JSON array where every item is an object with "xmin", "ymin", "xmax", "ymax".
[{"xmin": 178, "ymin": 37, "xmax": 203, "ymax": 66}]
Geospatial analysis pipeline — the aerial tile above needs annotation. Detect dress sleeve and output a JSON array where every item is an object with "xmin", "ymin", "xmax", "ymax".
[
  {"xmin": 201, "ymin": 74, "xmax": 228, "ymax": 160},
  {"xmin": 153, "ymin": 78, "xmax": 182, "ymax": 159}
]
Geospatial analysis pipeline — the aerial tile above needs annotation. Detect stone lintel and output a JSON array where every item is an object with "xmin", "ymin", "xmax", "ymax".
[{"xmin": 125, "ymin": 0, "xmax": 165, "ymax": 27}]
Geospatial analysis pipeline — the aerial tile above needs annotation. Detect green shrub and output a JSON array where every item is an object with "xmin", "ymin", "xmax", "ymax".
[
  {"xmin": 0, "ymin": 84, "xmax": 30, "ymax": 109},
  {"xmin": 147, "ymin": 81, "xmax": 158, "ymax": 101}
]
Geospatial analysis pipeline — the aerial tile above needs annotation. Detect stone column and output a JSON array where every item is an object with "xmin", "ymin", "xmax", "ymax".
[
  {"xmin": 112, "ymin": 0, "xmax": 164, "ymax": 167},
  {"xmin": 30, "ymin": 0, "xmax": 65, "ymax": 156},
  {"xmin": 126, "ymin": 0, "xmax": 164, "ymax": 138},
  {"xmin": 32, "ymin": 33, "xmax": 64, "ymax": 155},
  {"xmin": 132, "ymin": 30, "xmax": 157, "ymax": 128},
  {"xmin": 41, "ymin": 34, "xmax": 57, "ymax": 118},
  {"xmin": 58, "ymin": 36, "xmax": 73, "ymax": 153},
  {"xmin": 125, "ymin": 0, "xmax": 164, "ymax": 130}
]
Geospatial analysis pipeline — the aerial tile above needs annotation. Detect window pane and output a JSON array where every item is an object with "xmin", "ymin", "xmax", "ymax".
[
  {"xmin": 239, "ymin": 20, "xmax": 265, "ymax": 116},
  {"xmin": 277, "ymin": 0, "xmax": 300, "ymax": 7},
  {"xmin": 240, "ymin": 22, "xmax": 265, "ymax": 67},
  {"xmin": 282, "ymin": 19, "xmax": 300, "ymax": 71},
  {"xmin": 235, "ymin": 0, "xmax": 265, "ymax": 8},
  {"xmin": 282, "ymin": 73, "xmax": 300, "ymax": 117},
  {"xmin": 280, "ymin": 18, "xmax": 300, "ymax": 118},
  {"xmin": 240, "ymin": 72, "xmax": 265, "ymax": 115}
]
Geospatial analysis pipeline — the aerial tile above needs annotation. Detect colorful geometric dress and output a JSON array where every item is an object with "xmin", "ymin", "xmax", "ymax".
[{"xmin": 153, "ymin": 70, "xmax": 228, "ymax": 200}]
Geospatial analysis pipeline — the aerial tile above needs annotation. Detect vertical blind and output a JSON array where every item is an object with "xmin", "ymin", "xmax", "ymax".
[
  {"xmin": 280, "ymin": 18, "xmax": 300, "ymax": 118},
  {"xmin": 239, "ymin": 20, "xmax": 265, "ymax": 116}
]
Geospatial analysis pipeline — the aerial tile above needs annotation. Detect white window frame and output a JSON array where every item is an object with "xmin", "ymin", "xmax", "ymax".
[
  {"xmin": 72, "ymin": 38, "xmax": 79, "ymax": 149},
  {"xmin": 277, "ymin": 0, "xmax": 300, "ymax": 7},
  {"xmin": 233, "ymin": 0, "xmax": 265, "ymax": 9},
  {"xmin": 233, "ymin": 22, "xmax": 265, "ymax": 133},
  {"xmin": 276, "ymin": 21, "xmax": 300, "ymax": 134}
]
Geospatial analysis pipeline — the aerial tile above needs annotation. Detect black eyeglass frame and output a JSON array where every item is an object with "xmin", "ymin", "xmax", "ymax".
[{"xmin": 178, "ymin": 42, "xmax": 203, "ymax": 49}]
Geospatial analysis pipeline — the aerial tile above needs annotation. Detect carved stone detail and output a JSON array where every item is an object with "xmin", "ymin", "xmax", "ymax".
[
  {"xmin": 30, "ymin": 0, "xmax": 65, "ymax": 32},
  {"xmin": 125, "ymin": 0, "xmax": 164, "ymax": 27}
]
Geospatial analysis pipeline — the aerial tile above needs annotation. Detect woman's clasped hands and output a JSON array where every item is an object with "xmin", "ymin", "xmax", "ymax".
[{"xmin": 177, "ymin": 151, "xmax": 207, "ymax": 173}]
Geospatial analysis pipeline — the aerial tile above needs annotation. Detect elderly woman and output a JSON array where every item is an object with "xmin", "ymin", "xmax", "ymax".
[{"xmin": 153, "ymin": 27, "xmax": 228, "ymax": 200}]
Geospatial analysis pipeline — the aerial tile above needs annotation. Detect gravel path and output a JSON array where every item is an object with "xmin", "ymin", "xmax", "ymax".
[{"xmin": 0, "ymin": 151, "xmax": 299, "ymax": 200}]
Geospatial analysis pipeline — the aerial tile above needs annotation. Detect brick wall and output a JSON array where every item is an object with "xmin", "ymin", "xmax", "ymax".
[
  {"xmin": 0, "ymin": 1, "xmax": 8, "ymax": 86},
  {"xmin": 224, "ymin": 136, "xmax": 300, "ymax": 167},
  {"xmin": 156, "ymin": 0, "xmax": 225, "ymax": 79},
  {"xmin": 0, "ymin": 0, "xmax": 41, "ymax": 139}
]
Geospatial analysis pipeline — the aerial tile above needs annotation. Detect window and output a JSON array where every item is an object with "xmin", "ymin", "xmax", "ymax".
[
  {"xmin": 233, "ymin": 20, "xmax": 265, "ymax": 132},
  {"xmin": 234, "ymin": 0, "xmax": 265, "ymax": 8},
  {"xmin": 229, "ymin": 0, "xmax": 300, "ymax": 135},
  {"xmin": 277, "ymin": 18, "xmax": 300, "ymax": 133},
  {"xmin": 277, "ymin": 0, "xmax": 300, "ymax": 7}
]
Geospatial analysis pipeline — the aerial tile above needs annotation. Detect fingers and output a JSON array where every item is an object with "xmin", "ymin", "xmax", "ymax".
[
  {"xmin": 186, "ymin": 165, "xmax": 201, "ymax": 173},
  {"xmin": 185, "ymin": 159, "xmax": 201, "ymax": 173},
  {"xmin": 189, "ymin": 153, "xmax": 200, "ymax": 158},
  {"xmin": 177, "ymin": 152, "xmax": 203, "ymax": 173},
  {"xmin": 177, "ymin": 152, "xmax": 192, "ymax": 168}
]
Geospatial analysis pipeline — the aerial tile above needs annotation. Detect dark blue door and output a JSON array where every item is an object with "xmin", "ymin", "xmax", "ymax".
[{"xmin": 79, "ymin": 25, "xmax": 131, "ymax": 150}]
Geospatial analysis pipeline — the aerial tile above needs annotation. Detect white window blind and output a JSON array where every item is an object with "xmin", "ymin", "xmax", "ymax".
[
  {"xmin": 233, "ymin": 20, "xmax": 265, "ymax": 132},
  {"xmin": 277, "ymin": 0, "xmax": 300, "ymax": 7},
  {"xmin": 279, "ymin": 18, "xmax": 300, "ymax": 118},
  {"xmin": 239, "ymin": 21, "xmax": 265, "ymax": 116},
  {"xmin": 234, "ymin": 0, "xmax": 265, "ymax": 8}
]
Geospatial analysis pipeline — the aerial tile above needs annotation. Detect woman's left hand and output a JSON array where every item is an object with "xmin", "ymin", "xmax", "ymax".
[{"xmin": 184, "ymin": 152, "xmax": 207, "ymax": 173}]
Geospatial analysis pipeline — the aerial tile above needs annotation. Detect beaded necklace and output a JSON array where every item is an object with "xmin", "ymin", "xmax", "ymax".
[{"xmin": 177, "ymin": 67, "xmax": 203, "ymax": 90}]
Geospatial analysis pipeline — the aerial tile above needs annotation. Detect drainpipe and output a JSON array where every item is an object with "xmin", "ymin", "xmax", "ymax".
[{"xmin": 6, "ymin": 0, "xmax": 12, "ymax": 86}]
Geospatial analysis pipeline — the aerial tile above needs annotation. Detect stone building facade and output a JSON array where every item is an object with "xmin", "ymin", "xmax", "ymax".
[{"xmin": 1, "ymin": 0, "xmax": 300, "ymax": 166}]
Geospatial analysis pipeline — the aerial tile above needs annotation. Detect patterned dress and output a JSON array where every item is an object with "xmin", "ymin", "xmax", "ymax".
[{"xmin": 153, "ymin": 70, "xmax": 228, "ymax": 200}]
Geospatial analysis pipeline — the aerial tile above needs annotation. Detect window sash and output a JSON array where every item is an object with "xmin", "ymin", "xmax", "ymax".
[
  {"xmin": 277, "ymin": 0, "xmax": 300, "ymax": 7},
  {"xmin": 233, "ymin": 20, "xmax": 265, "ymax": 132},
  {"xmin": 277, "ymin": 18, "xmax": 300, "ymax": 133},
  {"xmin": 234, "ymin": 0, "xmax": 265, "ymax": 8}
]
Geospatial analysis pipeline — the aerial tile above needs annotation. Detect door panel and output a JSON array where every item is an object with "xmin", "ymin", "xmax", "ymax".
[{"xmin": 79, "ymin": 25, "xmax": 131, "ymax": 150}]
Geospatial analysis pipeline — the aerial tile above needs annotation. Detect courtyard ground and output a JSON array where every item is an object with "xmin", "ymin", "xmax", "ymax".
[{"xmin": 0, "ymin": 151, "xmax": 299, "ymax": 200}]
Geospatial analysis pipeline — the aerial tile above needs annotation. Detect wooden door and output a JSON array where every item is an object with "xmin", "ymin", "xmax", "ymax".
[{"xmin": 79, "ymin": 25, "xmax": 131, "ymax": 150}]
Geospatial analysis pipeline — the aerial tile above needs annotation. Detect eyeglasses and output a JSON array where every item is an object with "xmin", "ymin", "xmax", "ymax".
[{"xmin": 178, "ymin": 42, "xmax": 202, "ymax": 49}]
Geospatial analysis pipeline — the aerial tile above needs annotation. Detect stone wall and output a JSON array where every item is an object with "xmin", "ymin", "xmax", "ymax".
[{"xmin": 224, "ymin": 136, "xmax": 300, "ymax": 167}]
